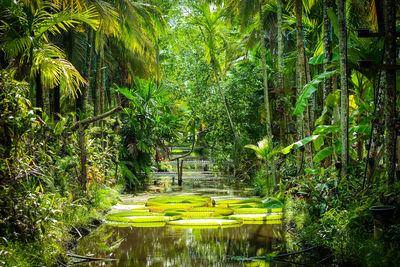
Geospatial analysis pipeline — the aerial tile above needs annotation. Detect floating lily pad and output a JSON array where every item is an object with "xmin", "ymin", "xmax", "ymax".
[
  {"xmin": 130, "ymin": 222, "xmax": 166, "ymax": 228},
  {"xmin": 105, "ymin": 221, "xmax": 166, "ymax": 227},
  {"xmin": 229, "ymin": 213, "xmax": 283, "ymax": 221},
  {"xmin": 112, "ymin": 203, "xmax": 147, "ymax": 210},
  {"xmin": 213, "ymin": 198, "xmax": 262, "ymax": 206},
  {"xmin": 179, "ymin": 212, "xmax": 221, "ymax": 218},
  {"xmin": 146, "ymin": 196, "xmax": 210, "ymax": 206},
  {"xmin": 242, "ymin": 220, "xmax": 282, "ymax": 225},
  {"xmin": 148, "ymin": 201, "xmax": 207, "ymax": 212},
  {"xmin": 233, "ymin": 208, "xmax": 283, "ymax": 214},
  {"xmin": 107, "ymin": 212, "xmax": 167, "ymax": 223},
  {"xmin": 189, "ymin": 207, "xmax": 233, "ymax": 216}
]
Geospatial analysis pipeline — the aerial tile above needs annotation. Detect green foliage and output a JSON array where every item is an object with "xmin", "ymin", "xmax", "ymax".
[
  {"xmin": 251, "ymin": 168, "xmax": 273, "ymax": 197},
  {"xmin": 309, "ymin": 52, "xmax": 339, "ymax": 65},
  {"xmin": 0, "ymin": 71, "xmax": 39, "ymax": 183},
  {"xmin": 0, "ymin": 70, "xmax": 121, "ymax": 265},
  {"xmin": 313, "ymin": 146, "xmax": 334, "ymax": 163},
  {"xmin": 284, "ymin": 165, "xmax": 400, "ymax": 266},
  {"xmin": 0, "ymin": 237, "xmax": 62, "ymax": 266},
  {"xmin": 258, "ymin": 199, "xmax": 284, "ymax": 209},
  {"xmin": 0, "ymin": 0, "xmax": 397, "ymax": 265},
  {"xmin": 293, "ymin": 70, "xmax": 337, "ymax": 115},
  {"xmin": 282, "ymin": 135, "xmax": 320, "ymax": 154},
  {"xmin": 245, "ymin": 138, "xmax": 280, "ymax": 162},
  {"xmin": 0, "ymin": 1, "xmax": 99, "ymax": 96},
  {"xmin": 116, "ymin": 79, "xmax": 182, "ymax": 191}
]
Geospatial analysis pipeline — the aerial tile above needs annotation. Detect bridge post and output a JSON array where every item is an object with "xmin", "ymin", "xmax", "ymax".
[{"xmin": 178, "ymin": 159, "xmax": 183, "ymax": 186}]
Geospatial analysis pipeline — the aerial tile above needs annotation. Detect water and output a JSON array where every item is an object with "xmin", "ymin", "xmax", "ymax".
[
  {"xmin": 73, "ymin": 223, "xmax": 286, "ymax": 266},
  {"xmin": 73, "ymin": 157, "xmax": 290, "ymax": 266}
]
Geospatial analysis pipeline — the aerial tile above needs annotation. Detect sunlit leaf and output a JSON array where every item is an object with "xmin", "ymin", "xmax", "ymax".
[{"xmin": 313, "ymin": 146, "xmax": 333, "ymax": 163}]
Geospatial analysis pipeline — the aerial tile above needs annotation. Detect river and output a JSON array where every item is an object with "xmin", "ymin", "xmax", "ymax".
[{"xmin": 73, "ymin": 160, "xmax": 290, "ymax": 266}]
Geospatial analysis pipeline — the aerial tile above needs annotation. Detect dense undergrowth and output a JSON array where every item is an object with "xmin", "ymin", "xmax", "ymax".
[
  {"xmin": 248, "ymin": 156, "xmax": 400, "ymax": 266},
  {"xmin": 0, "ymin": 72, "xmax": 120, "ymax": 266}
]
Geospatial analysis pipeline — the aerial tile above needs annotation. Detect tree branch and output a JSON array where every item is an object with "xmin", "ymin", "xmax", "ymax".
[
  {"xmin": 70, "ymin": 106, "xmax": 123, "ymax": 132},
  {"xmin": 170, "ymin": 124, "xmax": 196, "ymax": 161},
  {"xmin": 66, "ymin": 253, "xmax": 116, "ymax": 262}
]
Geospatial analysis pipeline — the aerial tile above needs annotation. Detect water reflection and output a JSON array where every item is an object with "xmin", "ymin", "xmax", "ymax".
[
  {"xmin": 75, "ymin": 162, "xmax": 291, "ymax": 266},
  {"xmin": 74, "ymin": 223, "xmax": 289, "ymax": 267}
]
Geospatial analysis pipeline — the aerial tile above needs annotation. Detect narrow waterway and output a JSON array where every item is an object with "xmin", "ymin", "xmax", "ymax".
[{"xmin": 73, "ymin": 157, "xmax": 289, "ymax": 266}]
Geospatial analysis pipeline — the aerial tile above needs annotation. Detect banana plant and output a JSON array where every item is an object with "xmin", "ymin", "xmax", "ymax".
[
  {"xmin": 293, "ymin": 70, "xmax": 337, "ymax": 116},
  {"xmin": 285, "ymin": 86, "xmax": 373, "ymax": 164}
]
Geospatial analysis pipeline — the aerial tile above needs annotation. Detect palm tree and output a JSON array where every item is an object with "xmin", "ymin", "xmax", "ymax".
[
  {"xmin": 322, "ymin": 0, "xmax": 332, "ymax": 101},
  {"xmin": 226, "ymin": 0, "xmax": 279, "ymax": 182},
  {"xmin": 95, "ymin": 0, "xmax": 165, "ymax": 116},
  {"xmin": 259, "ymin": 1, "xmax": 273, "ymax": 146},
  {"xmin": 295, "ymin": 0, "xmax": 312, "ymax": 168},
  {"xmin": 276, "ymin": 0, "xmax": 286, "ymax": 145},
  {"xmin": 245, "ymin": 138, "xmax": 281, "ymax": 188},
  {"xmin": 190, "ymin": 2, "xmax": 239, "ymax": 142},
  {"xmin": 57, "ymin": 0, "xmax": 164, "ymax": 117},
  {"xmin": 226, "ymin": 0, "xmax": 274, "ymax": 145},
  {"xmin": 383, "ymin": 0, "xmax": 397, "ymax": 185},
  {"xmin": 338, "ymin": 0, "xmax": 348, "ymax": 178},
  {"xmin": 0, "ymin": 0, "xmax": 99, "ymax": 114}
]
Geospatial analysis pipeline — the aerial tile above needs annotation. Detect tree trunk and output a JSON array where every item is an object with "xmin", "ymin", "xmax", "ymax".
[
  {"xmin": 365, "ymin": 0, "xmax": 385, "ymax": 187},
  {"xmin": 94, "ymin": 44, "xmax": 103, "ymax": 120},
  {"xmin": 53, "ymin": 85, "xmax": 60, "ymax": 115},
  {"xmin": 383, "ymin": 0, "xmax": 396, "ymax": 185},
  {"xmin": 106, "ymin": 68, "xmax": 111, "ymax": 111},
  {"xmin": 295, "ymin": 0, "xmax": 308, "ymax": 169},
  {"xmin": 322, "ymin": 0, "xmax": 333, "ymax": 166},
  {"xmin": 86, "ymin": 29, "xmax": 94, "ymax": 108},
  {"xmin": 77, "ymin": 30, "xmax": 92, "ymax": 114},
  {"xmin": 43, "ymin": 87, "xmax": 51, "ymax": 116},
  {"xmin": 35, "ymin": 71, "xmax": 43, "ymax": 115},
  {"xmin": 260, "ymin": 3, "xmax": 273, "ymax": 143},
  {"xmin": 338, "ymin": 0, "xmax": 349, "ymax": 179},
  {"xmin": 100, "ymin": 63, "xmax": 105, "ymax": 117},
  {"xmin": 79, "ymin": 124, "xmax": 87, "ymax": 190},
  {"xmin": 260, "ymin": 2, "xmax": 276, "ymax": 185},
  {"xmin": 73, "ymin": 106, "xmax": 122, "ymax": 190},
  {"xmin": 211, "ymin": 56, "xmax": 239, "ymax": 143},
  {"xmin": 306, "ymin": 56, "xmax": 314, "ymax": 143},
  {"xmin": 366, "ymin": 75, "xmax": 385, "ymax": 185},
  {"xmin": 322, "ymin": 0, "xmax": 332, "ymax": 101},
  {"xmin": 277, "ymin": 0, "xmax": 286, "ymax": 146}
]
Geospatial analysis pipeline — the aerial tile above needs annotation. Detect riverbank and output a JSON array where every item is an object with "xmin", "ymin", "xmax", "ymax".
[{"xmin": 0, "ymin": 185, "xmax": 120, "ymax": 266}]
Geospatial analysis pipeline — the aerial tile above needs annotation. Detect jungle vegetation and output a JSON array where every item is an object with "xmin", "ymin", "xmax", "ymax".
[{"xmin": 0, "ymin": 0, "xmax": 399, "ymax": 266}]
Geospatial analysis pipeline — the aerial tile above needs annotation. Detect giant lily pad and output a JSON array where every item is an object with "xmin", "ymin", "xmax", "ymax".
[{"xmin": 229, "ymin": 213, "xmax": 283, "ymax": 221}]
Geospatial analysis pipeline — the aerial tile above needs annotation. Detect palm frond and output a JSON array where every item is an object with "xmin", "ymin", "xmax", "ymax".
[
  {"xmin": 245, "ymin": 138, "xmax": 275, "ymax": 162},
  {"xmin": 3, "ymin": 35, "xmax": 33, "ymax": 59},
  {"xmin": 91, "ymin": 0, "xmax": 121, "ymax": 37},
  {"xmin": 34, "ymin": 4, "xmax": 99, "ymax": 39},
  {"xmin": 49, "ymin": 0, "xmax": 87, "ymax": 11},
  {"xmin": 31, "ymin": 43, "xmax": 85, "ymax": 97}
]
